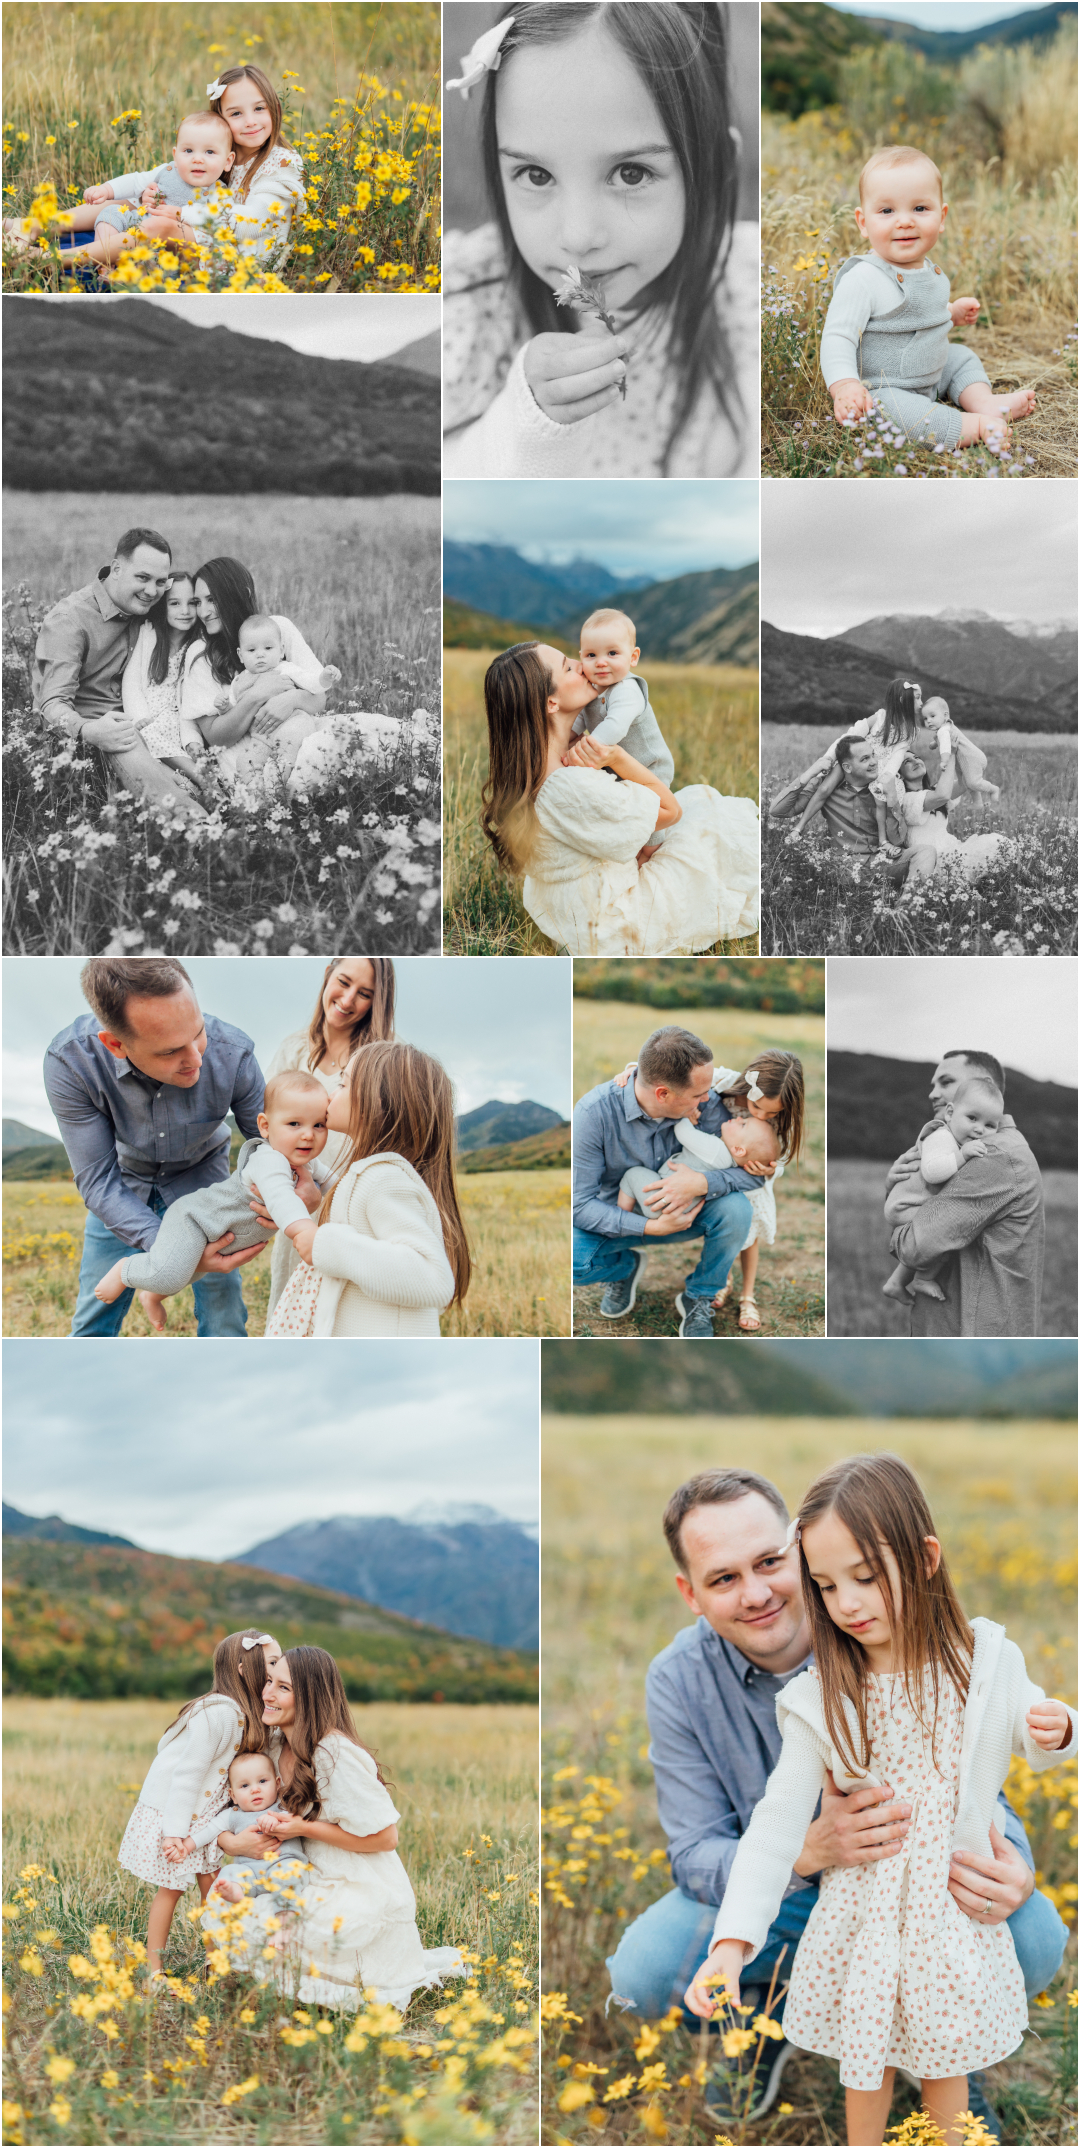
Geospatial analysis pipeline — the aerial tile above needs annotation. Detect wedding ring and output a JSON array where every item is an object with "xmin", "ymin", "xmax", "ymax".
[{"xmin": 983, "ymin": 1898, "xmax": 994, "ymax": 1916}]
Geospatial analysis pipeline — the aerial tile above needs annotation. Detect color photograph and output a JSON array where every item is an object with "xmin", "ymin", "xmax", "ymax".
[{"xmin": 2, "ymin": 1338, "xmax": 538, "ymax": 2145}]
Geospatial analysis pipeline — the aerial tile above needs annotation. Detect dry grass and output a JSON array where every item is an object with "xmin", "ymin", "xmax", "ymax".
[
  {"xmin": 571, "ymin": 1001, "xmax": 825, "ymax": 1338},
  {"xmin": 825, "ymin": 1157, "xmax": 1079, "ymax": 1340},
  {"xmin": 3, "ymin": 1696, "xmax": 537, "ymax": 2144},
  {"xmin": 541, "ymin": 1411, "xmax": 1078, "ymax": 2146},
  {"xmin": 442, "ymin": 649, "xmax": 760, "ymax": 958}
]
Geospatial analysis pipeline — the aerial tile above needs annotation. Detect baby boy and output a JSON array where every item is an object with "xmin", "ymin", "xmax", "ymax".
[
  {"xmin": 882, "ymin": 1073, "xmax": 1003, "ymax": 1305},
  {"xmin": 82, "ymin": 111, "xmax": 237, "ymax": 268},
  {"xmin": 170, "ymin": 1753, "xmax": 309, "ymax": 1904},
  {"xmin": 564, "ymin": 608, "xmax": 675, "ymax": 861},
  {"xmin": 94, "ymin": 1070, "xmax": 333, "ymax": 1331},
  {"xmin": 821, "ymin": 145, "xmax": 1036, "ymax": 449},
  {"xmin": 214, "ymin": 615, "xmax": 342, "ymax": 715},
  {"xmin": 618, "ymin": 1111, "xmax": 781, "ymax": 1226}
]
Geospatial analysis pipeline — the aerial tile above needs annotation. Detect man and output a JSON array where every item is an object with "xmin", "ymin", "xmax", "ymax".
[
  {"xmin": 607, "ymin": 1469, "xmax": 1067, "ymax": 2124},
  {"xmin": 572, "ymin": 1026, "xmax": 773, "ymax": 1339},
  {"xmin": 770, "ymin": 734, "xmax": 936, "ymax": 890},
  {"xmin": 32, "ymin": 527, "xmax": 198, "ymax": 812},
  {"xmin": 43, "ymin": 958, "xmax": 309, "ymax": 1338},
  {"xmin": 885, "ymin": 1049, "xmax": 1045, "ymax": 1336}
]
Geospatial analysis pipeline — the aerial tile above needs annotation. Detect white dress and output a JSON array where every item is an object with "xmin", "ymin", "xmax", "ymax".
[
  {"xmin": 263, "ymin": 1032, "xmax": 352, "ymax": 1318},
  {"xmin": 523, "ymin": 767, "xmax": 759, "ymax": 956},
  {"xmin": 900, "ymin": 793, "xmax": 1004, "ymax": 880},
  {"xmin": 118, "ymin": 1694, "xmax": 247, "ymax": 1890},
  {"xmin": 712, "ymin": 1068, "xmax": 782, "ymax": 1250},
  {"xmin": 201, "ymin": 1735, "xmax": 465, "ymax": 2012}
]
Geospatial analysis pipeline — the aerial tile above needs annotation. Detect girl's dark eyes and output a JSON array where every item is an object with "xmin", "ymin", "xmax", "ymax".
[
  {"xmin": 615, "ymin": 162, "xmax": 651, "ymax": 187},
  {"xmin": 514, "ymin": 163, "xmax": 553, "ymax": 188}
]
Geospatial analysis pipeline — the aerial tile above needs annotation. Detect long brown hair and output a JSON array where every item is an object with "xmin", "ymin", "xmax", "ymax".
[
  {"xmin": 720, "ymin": 1049, "xmax": 806, "ymax": 1167},
  {"xmin": 798, "ymin": 1453, "xmax": 973, "ymax": 1779},
  {"xmin": 481, "ymin": 642, "xmax": 553, "ymax": 875},
  {"xmin": 279, "ymin": 1646, "xmax": 387, "ymax": 1818},
  {"xmin": 305, "ymin": 959, "xmax": 395, "ymax": 1074},
  {"xmin": 318, "ymin": 1039, "xmax": 471, "ymax": 1306},
  {"xmin": 209, "ymin": 64, "xmax": 285, "ymax": 198},
  {"xmin": 163, "ymin": 1628, "xmax": 274, "ymax": 1754}
]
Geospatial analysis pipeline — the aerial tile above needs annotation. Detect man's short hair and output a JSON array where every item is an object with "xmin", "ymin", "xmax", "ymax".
[
  {"xmin": 859, "ymin": 145, "xmax": 943, "ymax": 206},
  {"xmin": 835, "ymin": 733, "xmax": 870, "ymax": 770},
  {"xmin": 663, "ymin": 1469, "xmax": 789, "ymax": 1574},
  {"xmin": 943, "ymin": 1049, "xmax": 1006, "ymax": 1097},
  {"xmin": 637, "ymin": 1026, "xmax": 713, "ymax": 1091},
  {"xmin": 114, "ymin": 527, "xmax": 172, "ymax": 563},
  {"xmin": 81, "ymin": 958, "xmax": 194, "ymax": 1037}
]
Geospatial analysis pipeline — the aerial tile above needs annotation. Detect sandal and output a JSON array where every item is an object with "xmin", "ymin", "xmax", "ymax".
[
  {"xmin": 738, "ymin": 1295, "xmax": 762, "ymax": 1331},
  {"xmin": 711, "ymin": 1281, "xmax": 735, "ymax": 1314}
]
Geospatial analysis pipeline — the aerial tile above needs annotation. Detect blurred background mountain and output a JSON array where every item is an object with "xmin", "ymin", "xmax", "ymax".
[
  {"xmin": 762, "ymin": 1, "xmax": 1075, "ymax": 116},
  {"xmin": 443, "ymin": 542, "xmax": 759, "ymax": 668},
  {"xmin": 762, "ymin": 615, "xmax": 1077, "ymax": 731},
  {"xmin": 827, "ymin": 1051, "xmax": 1077, "ymax": 1166}
]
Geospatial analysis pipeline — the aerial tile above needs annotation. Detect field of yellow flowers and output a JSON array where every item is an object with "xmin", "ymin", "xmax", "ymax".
[
  {"xmin": 541, "ymin": 1414, "xmax": 1078, "ymax": 2147},
  {"xmin": 1, "ymin": 4, "xmax": 439, "ymax": 294},
  {"xmin": 2, "ymin": 1696, "xmax": 537, "ymax": 2145}
]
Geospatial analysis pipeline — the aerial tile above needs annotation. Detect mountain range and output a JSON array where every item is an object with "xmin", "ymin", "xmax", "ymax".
[
  {"xmin": 443, "ymin": 542, "xmax": 759, "ymax": 666},
  {"xmin": 2, "ymin": 1119, "xmax": 70, "ymax": 1180},
  {"xmin": 763, "ymin": 2, "xmax": 1073, "ymax": 115},
  {"xmin": 3, "ymin": 296, "xmax": 440, "ymax": 495},
  {"xmin": 761, "ymin": 619, "xmax": 1075, "ymax": 732},
  {"xmin": 827, "ymin": 1052, "xmax": 1077, "ymax": 1169},
  {"xmin": 456, "ymin": 1099, "xmax": 566, "ymax": 1152},
  {"xmin": 458, "ymin": 1123, "xmax": 571, "ymax": 1174},
  {"xmin": 3, "ymin": 1501, "xmax": 134, "ymax": 1548},
  {"xmin": 839, "ymin": 611, "xmax": 1077, "ymax": 713},
  {"xmin": 773, "ymin": 1342, "xmax": 1077, "ymax": 1420}
]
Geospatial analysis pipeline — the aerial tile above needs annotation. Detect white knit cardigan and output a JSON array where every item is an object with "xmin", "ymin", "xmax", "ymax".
[
  {"xmin": 308, "ymin": 1154, "xmax": 455, "ymax": 1337},
  {"xmin": 713, "ymin": 1619, "xmax": 1079, "ymax": 1961},
  {"xmin": 136, "ymin": 1694, "xmax": 246, "ymax": 1839}
]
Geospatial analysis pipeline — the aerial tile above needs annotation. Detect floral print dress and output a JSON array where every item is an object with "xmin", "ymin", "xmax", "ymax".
[{"xmin": 137, "ymin": 648, "xmax": 186, "ymax": 762}]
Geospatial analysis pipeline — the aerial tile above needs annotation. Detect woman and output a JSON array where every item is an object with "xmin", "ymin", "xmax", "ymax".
[
  {"xmin": 770, "ymin": 678, "xmax": 928, "ymax": 828},
  {"xmin": 893, "ymin": 754, "xmax": 1004, "ymax": 897},
  {"xmin": 202, "ymin": 1647, "xmax": 464, "ymax": 2012},
  {"xmin": 263, "ymin": 958, "xmax": 396, "ymax": 1317},
  {"xmin": 121, "ymin": 568, "xmax": 210, "ymax": 813},
  {"xmin": 482, "ymin": 642, "xmax": 759, "ymax": 954},
  {"xmin": 181, "ymin": 557, "xmax": 330, "ymax": 787}
]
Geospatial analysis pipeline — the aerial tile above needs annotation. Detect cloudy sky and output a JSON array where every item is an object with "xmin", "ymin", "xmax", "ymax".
[
  {"xmin": 40, "ymin": 291, "xmax": 439, "ymax": 363},
  {"xmin": 762, "ymin": 482, "xmax": 1078, "ymax": 635},
  {"xmin": 2, "ymin": 1340, "xmax": 539, "ymax": 1558},
  {"xmin": 2, "ymin": 957, "xmax": 572, "ymax": 1138},
  {"xmin": 828, "ymin": 958, "xmax": 1078, "ymax": 1085},
  {"xmin": 444, "ymin": 480, "xmax": 759, "ymax": 583},
  {"xmin": 833, "ymin": 1, "xmax": 1052, "ymax": 25}
]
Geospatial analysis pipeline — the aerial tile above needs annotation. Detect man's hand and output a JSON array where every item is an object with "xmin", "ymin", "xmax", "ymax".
[
  {"xmin": 192, "ymin": 1230, "xmax": 268, "ymax": 1278},
  {"xmin": 244, "ymin": 1182, "xmax": 278, "ymax": 1232},
  {"xmin": 80, "ymin": 711, "xmax": 140, "ymax": 754},
  {"xmin": 794, "ymin": 1771, "xmax": 911, "ymax": 1877},
  {"xmin": 643, "ymin": 1205, "xmax": 702, "ymax": 1237},
  {"xmin": 831, "ymin": 378, "xmax": 874, "ymax": 423},
  {"xmin": 949, "ymin": 1824, "xmax": 1034, "ymax": 1925},
  {"xmin": 642, "ymin": 1163, "xmax": 708, "ymax": 1215}
]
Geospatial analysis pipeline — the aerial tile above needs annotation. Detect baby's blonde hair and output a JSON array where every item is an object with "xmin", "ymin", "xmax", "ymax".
[
  {"xmin": 950, "ymin": 1074, "xmax": 1003, "ymax": 1117},
  {"xmin": 239, "ymin": 612, "xmax": 282, "ymax": 644},
  {"xmin": 177, "ymin": 110, "xmax": 234, "ymax": 150},
  {"xmin": 859, "ymin": 145, "xmax": 943, "ymax": 205},
  {"xmin": 262, "ymin": 1069, "xmax": 327, "ymax": 1114},
  {"xmin": 581, "ymin": 607, "xmax": 637, "ymax": 647},
  {"xmin": 921, "ymin": 695, "xmax": 950, "ymax": 720},
  {"xmin": 726, "ymin": 1113, "xmax": 781, "ymax": 1160}
]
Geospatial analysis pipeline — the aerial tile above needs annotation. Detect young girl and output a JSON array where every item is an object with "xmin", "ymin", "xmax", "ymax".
[
  {"xmin": 613, "ymin": 1047, "xmax": 806, "ymax": 1330},
  {"xmin": 265, "ymin": 1040, "xmax": 471, "ymax": 1337},
  {"xmin": 686, "ymin": 1454, "xmax": 1077, "ymax": 2147},
  {"xmin": 121, "ymin": 570, "xmax": 210, "ymax": 800},
  {"xmin": 443, "ymin": 2, "xmax": 755, "ymax": 479},
  {"xmin": 118, "ymin": 1629, "xmax": 280, "ymax": 1980}
]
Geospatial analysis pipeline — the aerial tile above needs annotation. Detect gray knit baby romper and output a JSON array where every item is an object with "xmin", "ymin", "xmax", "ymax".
[
  {"xmin": 118, "ymin": 1138, "xmax": 281, "ymax": 1295},
  {"xmin": 574, "ymin": 675, "xmax": 675, "ymax": 844},
  {"xmin": 95, "ymin": 162, "xmax": 205, "ymax": 234},
  {"xmin": 831, "ymin": 255, "xmax": 990, "ymax": 446}
]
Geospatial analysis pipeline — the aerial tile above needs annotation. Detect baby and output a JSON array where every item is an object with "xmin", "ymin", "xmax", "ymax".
[
  {"xmin": 882, "ymin": 1074, "xmax": 1003, "ymax": 1305},
  {"xmin": 81, "ymin": 111, "xmax": 237, "ymax": 268},
  {"xmin": 94, "ymin": 1070, "xmax": 333, "ymax": 1331},
  {"xmin": 921, "ymin": 696, "xmax": 1000, "ymax": 809},
  {"xmin": 821, "ymin": 145, "xmax": 1036, "ymax": 450},
  {"xmin": 564, "ymin": 608, "xmax": 675, "ymax": 862},
  {"xmin": 213, "ymin": 614, "xmax": 342, "ymax": 715},
  {"xmin": 169, "ymin": 1753, "xmax": 309, "ymax": 1904},
  {"xmin": 618, "ymin": 1110, "xmax": 781, "ymax": 1225}
]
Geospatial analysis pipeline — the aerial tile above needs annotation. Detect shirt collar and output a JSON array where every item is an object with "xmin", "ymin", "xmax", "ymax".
[
  {"xmin": 621, "ymin": 1078, "xmax": 648, "ymax": 1125},
  {"xmin": 705, "ymin": 1622, "xmax": 813, "ymax": 1688},
  {"xmin": 92, "ymin": 575, "xmax": 131, "ymax": 625}
]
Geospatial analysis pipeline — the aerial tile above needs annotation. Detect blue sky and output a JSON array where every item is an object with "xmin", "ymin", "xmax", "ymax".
[
  {"xmin": 2, "ymin": 957, "xmax": 572, "ymax": 1138},
  {"xmin": 832, "ymin": 2, "xmax": 1061, "ymax": 26},
  {"xmin": 444, "ymin": 480, "xmax": 759, "ymax": 583},
  {"xmin": 2, "ymin": 1340, "xmax": 540, "ymax": 1558}
]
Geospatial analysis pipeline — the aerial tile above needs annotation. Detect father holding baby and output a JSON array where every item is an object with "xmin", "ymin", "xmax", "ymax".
[{"xmin": 572, "ymin": 1026, "xmax": 775, "ymax": 1339}]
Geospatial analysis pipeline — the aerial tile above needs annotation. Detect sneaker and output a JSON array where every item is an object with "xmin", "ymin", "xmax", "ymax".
[
  {"xmin": 704, "ymin": 2031, "xmax": 795, "ymax": 2124},
  {"xmin": 676, "ymin": 1292, "xmax": 714, "ymax": 1338},
  {"xmin": 598, "ymin": 1249, "xmax": 646, "ymax": 1319}
]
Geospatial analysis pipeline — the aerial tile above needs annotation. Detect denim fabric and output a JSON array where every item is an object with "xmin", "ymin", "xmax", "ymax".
[
  {"xmin": 573, "ymin": 1190, "xmax": 752, "ymax": 1302},
  {"xmin": 71, "ymin": 1191, "xmax": 248, "ymax": 1338},
  {"xmin": 607, "ymin": 1884, "xmax": 816, "ymax": 2022}
]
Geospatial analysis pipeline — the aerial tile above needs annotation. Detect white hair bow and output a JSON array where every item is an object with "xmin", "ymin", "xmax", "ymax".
[
  {"xmin": 241, "ymin": 1632, "xmax": 275, "ymax": 1651},
  {"xmin": 745, "ymin": 1068, "xmax": 764, "ymax": 1102},
  {"xmin": 446, "ymin": 14, "xmax": 515, "ymax": 98},
  {"xmin": 207, "ymin": 77, "xmax": 227, "ymax": 99},
  {"xmin": 902, "ymin": 680, "xmax": 919, "ymax": 692},
  {"xmin": 782, "ymin": 1515, "xmax": 801, "ymax": 1551}
]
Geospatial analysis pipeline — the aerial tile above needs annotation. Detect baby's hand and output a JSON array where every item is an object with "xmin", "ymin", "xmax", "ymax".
[
  {"xmin": 320, "ymin": 665, "xmax": 342, "ymax": 685},
  {"xmin": 959, "ymin": 1138, "xmax": 988, "ymax": 1159},
  {"xmin": 83, "ymin": 182, "xmax": 115, "ymax": 204},
  {"xmin": 524, "ymin": 317, "xmax": 630, "ymax": 426},
  {"xmin": 950, "ymin": 295, "xmax": 980, "ymax": 325},
  {"xmin": 1026, "ymin": 1699, "xmax": 1072, "ymax": 1751},
  {"xmin": 213, "ymin": 688, "xmax": 233, "ymax": 712},
  {"xmin": 562, "ymin": 738, "xmax": 600, "ymax": 770},
  {"xmin": 830, "ymin": 378, "xmax": 874, "ymax": 423},
  {"xmin": 140, "ymin": 184, "xmax": 164, "ymax": 209},
  {"xmin": 612, "ymin": 1062, "xmax": 637, "ymax": 1091},
  {"xmin": 162, "ymin": 1835, "xmax": 195, "ymax": 1864}
]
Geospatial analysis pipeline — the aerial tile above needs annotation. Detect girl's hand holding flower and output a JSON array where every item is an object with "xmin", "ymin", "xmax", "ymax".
[
  {"xmin": 523, "ymin": 315, "xmax": 630, "ymax": 426},
  {"xmin": 685, "ymin": 1939, "xmax": 744, "ymax": 2019},
  {"xmin": 1026, "ymin": 1699, "xmax": 1072, "ymax": 1750}
]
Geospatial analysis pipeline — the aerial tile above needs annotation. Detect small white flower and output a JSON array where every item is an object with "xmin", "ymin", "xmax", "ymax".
[
  {"xmin": 274, "ymin": 903, "xmax": 298, "ymax": 923},
  {"xmin": 252, "ymin": 919, "xmax": 274, "ymax": 940}
]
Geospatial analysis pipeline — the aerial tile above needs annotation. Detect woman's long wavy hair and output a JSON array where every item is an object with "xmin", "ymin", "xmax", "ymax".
[
  {"xmin": 209, "ymin": 64, "xmax": 284, "ymax": 198},
  {"xmin": 279, "ymin": 1646, "xmax": 387, "ymax": 1818},
  {"xmin": 880, "ymin": 679, "xmax": 921, "ymax": 750},
  {"xmin": 145, "ymin": 568, "xmax": 200, "ymax": 689},
  {"xmin": 481, "ymin": 642, "xmax": 553, "ymax": 876},
  {"xmin": 163, "ymin": 1629, "xmax": 274, "ymax": 1754},
  {"xmin": 899, "ymin": 752, "xmax": 948, "ymax": 819},
  {"xmin": 479, "ymin": 2, "xmax": 742, "ymax": 473},
  {"xmin": 306, "ymin": 960, "xmax": 396, "ymax": 1073},
  {"xmin": 798, "ymin": 1453, "xmax": 973, "ymax": 1779},
  {"xmin": 719, "ymin": 1049, "xmax": 806, "ymax": 1167},
  {"xmin": 318, "ymin": 1039, "xmax": 471, "ymax": 1306},
  {"xmin": 193, "ymin": 557, "xmax": 258, "ymax": 685}
]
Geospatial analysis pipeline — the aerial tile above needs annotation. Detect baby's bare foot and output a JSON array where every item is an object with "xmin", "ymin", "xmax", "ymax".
[
  {"xmin": 94, "ymin": 1261, "xmax": 127, "ymax": 1305},
  {"xmin": 881, "ymin": 1272, "xmax": 913, "ymax": 1304},
  {"xmin": 210, "ymin": 1878, "xmax": 243, "ymax": 1903},
  {"xmin": 909, "ymin": 1275, "xmax": 946, "ymax": 1301},
  {"xmin": 996, "ymin": 387, "xmax": 1036, "ymax": 419},
  {"xmin": 138, "ymin": 1290, "xmax": 168, "ymax": 1333}
]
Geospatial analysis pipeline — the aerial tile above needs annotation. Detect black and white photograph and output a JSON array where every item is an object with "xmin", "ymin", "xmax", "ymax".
[
  {"xmin": 441, "ymin": 0, "xmax": 758, "ymax": 479},
  {"xmin": 2, "ymin": 292, "xmax": 441, "ymax": 959},
  {"xmin": 826, "ymin": 955, "xmax": 1078, "ymax": 1340},
  {"xmin": 760, "ymin": 479, "xmax": 1078, "ymax": 956}
]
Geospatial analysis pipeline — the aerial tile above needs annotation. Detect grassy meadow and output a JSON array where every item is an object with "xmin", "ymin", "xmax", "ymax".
[
  {"xmin": 761, "ymin": 22, "xmax": 1078, "ymax": 479},
  {"xmin": 442, "ymin": 649, "xmax": 760, "ymax": 958},
  {"xmin": 762, "ymin": 725, "xmax": 1079, "ymax": 957},
  {"xmin": 541, "ymin": 1413, "xmax": 1078, "ymax": 2147},
  {"xmin": 2, "ymin": 1696, "xmax": 537, "ymax": 2145},
  {"xmin": 571, "ymin": 1000, "xmax": 824, "ymax": 1339},
  {"xmin": 826, "ymin": 1157, "xmax": 1078, "ymax": 1340},
  {"xmin": 1, "ymin": 2, "xmax": 440, "ymax": 295},
  {"xmin": 2, "ymin": 492, "xmax": 441, "ymax": 958}
]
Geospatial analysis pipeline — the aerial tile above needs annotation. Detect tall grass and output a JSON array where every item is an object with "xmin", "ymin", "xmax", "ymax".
[
  {"xmin": 442, "ymin": 649, "xmax": 760, "ymax": 958},
  {"xmin": 2, "ymin": 1696, "xmax": 537, "ymax": 2145}
]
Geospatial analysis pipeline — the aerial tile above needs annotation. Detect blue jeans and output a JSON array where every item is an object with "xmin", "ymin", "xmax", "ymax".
[
  {"xmin": 574, "ymin": 1191, "xmax": 752, "ymax": 1303},
  {"xmin": 71, "ymin": 1191, "xmax": 249, "ymax": 1338},
  {"xmin": 606, "ymin": 1876, "xmax": 1067, "ymax": 2023}
]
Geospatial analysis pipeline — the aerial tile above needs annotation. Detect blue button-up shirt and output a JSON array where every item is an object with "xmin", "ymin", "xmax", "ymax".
[
  {"xmin": 43, "ymin": 1012, "xmax": 264, "ymax": 1254},
  {"xmin": 572, "ymin": 1076, "xmax": 756, "ymax": 1237}
]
